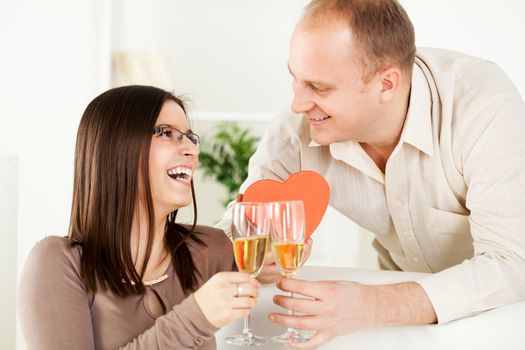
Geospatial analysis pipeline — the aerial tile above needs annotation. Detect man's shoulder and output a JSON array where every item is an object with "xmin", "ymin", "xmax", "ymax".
[
  {"xmin": 416, "ymin": 47, "xmax": 485, "ymax": 66},
  {"xmin": 416, "ymin": 47, "xmax": 512, "ymax": 87},
  {"xmin": 268, "ymin": 112, "xmax": 310, "ymax": 143},
  {"xmin": 416, "ymin": 47, "xmax": 520, "ymax": 109}
]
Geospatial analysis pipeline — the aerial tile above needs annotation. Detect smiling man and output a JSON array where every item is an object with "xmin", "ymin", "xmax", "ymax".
[{"xmin": 217, "ymin": 0, "xmax": 525, "ymax": 348}]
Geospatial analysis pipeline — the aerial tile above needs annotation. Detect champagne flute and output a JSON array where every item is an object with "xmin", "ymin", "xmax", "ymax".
[
  {"xmin": 226, "ymin": 201, "xmax": 269, "ymax": 346},
  {"xmin": 268, "ymin": 200, "xmax": 307, "ymax": 343}
]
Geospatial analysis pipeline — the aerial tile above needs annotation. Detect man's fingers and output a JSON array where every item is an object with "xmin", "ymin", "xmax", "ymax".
[
  {"xmin": 273, "ymin": 294, "xmax": 321, "ymax": 314},
  {"xmin": 264, "ymin": 250, "xmax": 275, "ymax": 264},
  {"xmin": 268, "ymin": 313, "xmax": 320, "ymax": 330},
  {"xmin": 257, "ymin": 260, "xmax": 281, "ymax": 284},
  {"xmin": 262, "ymin": 262, "xmax": 279, "ymax": 274},
  {"xmin": 276, "ymin": 278, "xmax": 328, "ymax": 299},
  {"xmin": 301, "ymin": 238, "xmax": 313, "ymax": 265},
  {"xmin": 284, "ymin": 331, "xmax": 332, "ymax": 350},
  {"xmin": 257, "ymin": 271, "xmax": 282, "ymax": 284}
]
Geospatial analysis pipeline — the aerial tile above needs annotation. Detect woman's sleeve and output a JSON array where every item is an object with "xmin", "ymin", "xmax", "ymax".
[
  {"xmin": 18, "ymin": 236, "xmax": 220, "ymax": 349},
  {"xmin": 119, "ymin": 230, "xmax": 227, "ymax": 349},
  {"xmin": 118, "ymin": 294, "xmax": 218, "ymax": 349},
  {"xmin": 17, "ymin": 237, "xmax": 96, "ymax": 350}
]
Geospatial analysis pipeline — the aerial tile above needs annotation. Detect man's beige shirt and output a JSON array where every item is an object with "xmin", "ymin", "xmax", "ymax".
[{"xmin": 217, "ymin": 47, "xmax": 525, "ymax": 324}]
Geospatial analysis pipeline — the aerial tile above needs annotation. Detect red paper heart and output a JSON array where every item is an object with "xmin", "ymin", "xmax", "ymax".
[{"xmin": 242, "ymin": 171, "xmax": 330, "ymax": 239}]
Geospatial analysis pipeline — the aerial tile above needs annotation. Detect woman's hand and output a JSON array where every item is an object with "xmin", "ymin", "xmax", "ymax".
[{"xmin": 193, "ymin": 271, "xmax": 261, "ymax": 328}]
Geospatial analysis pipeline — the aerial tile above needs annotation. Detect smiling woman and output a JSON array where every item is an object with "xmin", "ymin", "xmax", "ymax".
[{"xmin": 17, "ymin": 85, "xmax": 261, "ymax": 350}]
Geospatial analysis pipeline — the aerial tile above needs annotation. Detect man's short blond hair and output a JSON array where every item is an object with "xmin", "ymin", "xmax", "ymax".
[{"xmin": 302, "ymin": 0, "xmax": 416, "ymax": 83}]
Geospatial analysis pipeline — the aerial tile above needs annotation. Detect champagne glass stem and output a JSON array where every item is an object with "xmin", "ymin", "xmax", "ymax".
[
  {"xmin": 286, "ymin": 290, "xmax": 296, "ymax": 334},
  {"xmin": 241, "ymin": 314, "xmax": 253, "ymax": 338}
]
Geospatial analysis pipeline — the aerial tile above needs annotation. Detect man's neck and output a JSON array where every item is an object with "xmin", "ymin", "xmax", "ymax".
[
  {"xmin": 359, "ymin": 143, "xmax": 395, "ymax": 173},
  {"xmin": 361, "ymin": 84, "xmax": 410, "ymax": 173}
]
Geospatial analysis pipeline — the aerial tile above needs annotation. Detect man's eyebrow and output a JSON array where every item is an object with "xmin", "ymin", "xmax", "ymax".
[{"xmin": 287, "ymin": 63, "xmax": 335, "ymax": 89}]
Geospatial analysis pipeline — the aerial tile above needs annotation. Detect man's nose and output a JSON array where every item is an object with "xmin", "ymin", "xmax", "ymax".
[{"xmin": 291, "ymin": 87, "xmax": 315, "ymax": 114}]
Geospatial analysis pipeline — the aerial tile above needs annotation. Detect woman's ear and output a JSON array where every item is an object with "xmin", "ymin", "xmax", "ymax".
[{"xmin": 378, "ymin": 68, "xmax": 402, "ymax": 104}]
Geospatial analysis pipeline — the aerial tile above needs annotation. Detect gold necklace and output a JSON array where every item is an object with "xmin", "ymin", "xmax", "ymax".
[
  {"xmin": 143, "ymin": 274, "xmax": 168, "ymax": 286},
  {"xmin": 122, "ymin": 273, "xmax": 169, "ymax": 286}
]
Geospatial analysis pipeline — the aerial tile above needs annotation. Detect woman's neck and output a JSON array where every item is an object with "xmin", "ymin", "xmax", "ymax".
[{"xmin": 130, "ymin": 206, "xmax": 172, "ymax": 282}]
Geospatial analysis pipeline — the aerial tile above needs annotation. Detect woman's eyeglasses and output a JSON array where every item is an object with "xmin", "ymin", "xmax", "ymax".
[{"xmin": 153, "ymin": 125, "xmax": 200, "ymax": 146}]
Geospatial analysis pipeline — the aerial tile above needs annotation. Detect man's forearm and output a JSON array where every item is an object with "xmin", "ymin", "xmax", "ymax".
[{"xmin": 367, "ymin": 281, "xmax": 437, "ymax": 326}]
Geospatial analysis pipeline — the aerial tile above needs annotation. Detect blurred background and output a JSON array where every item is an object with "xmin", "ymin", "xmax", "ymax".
[{"xmin": 1, "ymin": 1, "xmax": 524, "ymax": 348}]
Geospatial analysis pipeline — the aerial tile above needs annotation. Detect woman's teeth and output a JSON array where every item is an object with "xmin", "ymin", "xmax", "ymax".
[{"xmin": 167, "ymin": 167, "xmax": 192, "ymax": 182}]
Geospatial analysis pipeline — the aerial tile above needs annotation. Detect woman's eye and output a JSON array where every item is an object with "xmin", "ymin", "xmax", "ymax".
[{"xmin": 161, "ymin": 129, "xmax": 172, "ymax": 137}]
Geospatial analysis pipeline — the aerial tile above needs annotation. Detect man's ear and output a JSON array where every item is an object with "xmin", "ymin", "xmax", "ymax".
[{"xmin": 378, "ymin": 68, "xmax": 402, "ymax": 104}]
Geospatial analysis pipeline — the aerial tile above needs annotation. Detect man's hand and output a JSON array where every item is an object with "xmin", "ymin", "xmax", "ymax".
[
  {"xmin": 257, "ymin": 238, "xmax": 313, "ymax": 284},
  {"xmin": 268, "ymin": 278, "xmax": 436, "ymax": 349}
]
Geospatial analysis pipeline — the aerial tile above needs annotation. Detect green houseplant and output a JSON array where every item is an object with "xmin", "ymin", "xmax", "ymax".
[{"xmin": 198, "ymin": 122, "xmax": 259, "ymax": 207}]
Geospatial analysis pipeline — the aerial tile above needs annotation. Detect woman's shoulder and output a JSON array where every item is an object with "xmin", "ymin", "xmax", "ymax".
[
  {"xmin": 30, "ymin": 235, "xmax": 78, "ymax": 253},
  {"xmin": 182, "ymin": 224, "xmax": 231, "ymax": 249},
  {"xmin": 25, "ymin": 236, "xmax": 82, "ymax": 272},
  {"xmin": 19, "ymin": 236, "xmax": 86, "ymax": 307},
  {"xmin": 180, "ymin": 224, "xmax": 234, "ymax": 275}
]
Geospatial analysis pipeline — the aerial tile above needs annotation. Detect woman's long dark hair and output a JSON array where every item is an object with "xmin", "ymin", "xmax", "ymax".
[{"xmin": 68, "ymin": 85, "xmax": 203, "ymax": 297}]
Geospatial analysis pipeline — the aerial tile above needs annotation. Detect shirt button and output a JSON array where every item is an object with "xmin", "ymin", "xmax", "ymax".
[{"xmin": 411, "ymin": 257, "xmax": 420, "ymax": 262}]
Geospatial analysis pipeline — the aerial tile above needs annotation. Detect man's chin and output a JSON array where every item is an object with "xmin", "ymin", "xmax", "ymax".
[{"xmin": 310, "ymin": 130, "xmax": 334, "ymax": 146}]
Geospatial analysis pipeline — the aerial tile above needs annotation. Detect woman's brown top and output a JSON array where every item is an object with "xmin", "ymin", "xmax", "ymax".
[{"xmin": 18, "ymin": 225, "xmax": 234, "ymax": 349}]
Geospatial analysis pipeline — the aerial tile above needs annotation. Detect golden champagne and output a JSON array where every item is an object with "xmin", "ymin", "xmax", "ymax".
[
  {"xmin": 272, "ymin": 242, "xmax": 305, "ymax": 277},
  {"xmin": 233, "ymin": 236, "xmax": 268, "ymax": 277}
]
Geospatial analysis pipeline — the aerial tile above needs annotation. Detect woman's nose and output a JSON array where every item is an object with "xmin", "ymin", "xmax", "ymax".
[{"xmin": 180, "ymin": 136, "xmax": 199, "ymax": 157}]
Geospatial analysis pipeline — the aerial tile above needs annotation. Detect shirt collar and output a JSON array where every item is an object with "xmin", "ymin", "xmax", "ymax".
[
  {"xmin": 307, "ymin": 64, "xmax": 434, "ymax": 183},
  {"xmin": 400, "ymin": 63, "xmax": 434, "ymax": 157},
  {"xmin": 309, "ymin": 140, "xmax": 386, "ymax": 184}
]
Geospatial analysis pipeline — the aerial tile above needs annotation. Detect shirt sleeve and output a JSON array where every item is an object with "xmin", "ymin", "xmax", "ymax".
[
  {"xmin": 417, "ymin": 70, "xmax": 525, "ymax": 323},
  {"xmin": 215, "ymin": 115, "xmax": 302, "ymax": 238},
  {"xmin": 17, "ymin": 237, "xmax": 96, "ymax": 350}
]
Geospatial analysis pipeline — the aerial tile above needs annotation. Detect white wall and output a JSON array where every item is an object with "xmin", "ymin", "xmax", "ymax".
[
  {"xmin": 111, "ymin": 0, "xmax": 525, "ymax": 116},
  {"xmin": 2, "ymin": 1, "xmax": 524, "ymax": 348},
  {"xmin": 402, "ymin": 0, "xmax": 525, "ymax": 96},
  {"xmin": 112, "ymin": 0, "xmax": 307, "ymax": 114},
  {"xmin": 0, "ymin": 1, "xmax": 111, "ymax": 349},
  {"xmin": 0, "ymin": 155, "xmax": 18, "ymax": 349}
]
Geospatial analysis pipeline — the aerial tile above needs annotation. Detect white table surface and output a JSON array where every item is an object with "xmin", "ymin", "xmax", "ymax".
[{"xmin": 216, "ymin": 265, "xmax": 525, "ymax": 349}]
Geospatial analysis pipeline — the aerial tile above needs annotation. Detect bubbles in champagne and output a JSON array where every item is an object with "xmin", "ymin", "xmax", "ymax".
[
  {"xmin": 272, "ymin": 242, "xmax": 304, "ymax": 277},
  {"xmin": 233, "ymin": 235, "xmax": 268, "ymax": 277}
]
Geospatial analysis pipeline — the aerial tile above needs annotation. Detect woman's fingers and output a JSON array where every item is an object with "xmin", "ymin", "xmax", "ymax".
[
  {"xmin": 232, "ymin": 282, "xmax": 259, "ymax": 298},
  {"xmin": 215, "ymin": 271, "xmax": 262, "ymax": 288},
  {"xmin": 194, "ymin": 271, "xmax": 262, "ymax": 327},
  {"xmin": 231, "ymin": 295, "xmax": 258, "ymax": 309}
]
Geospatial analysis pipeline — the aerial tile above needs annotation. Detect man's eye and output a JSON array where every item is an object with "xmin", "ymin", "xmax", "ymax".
[{"xmin": 311, "ymin": 85, "xmax": 329, "ymax": 93}]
